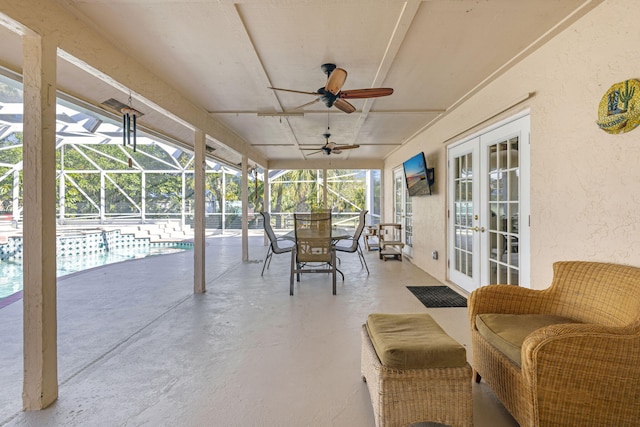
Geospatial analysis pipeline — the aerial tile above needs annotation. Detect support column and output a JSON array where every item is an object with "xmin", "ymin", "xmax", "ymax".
[
  {"xmin": 241, "ymin": 155, "xmax": 248, "ymax": 261},
  {"xmin": 13, "ymin": 167, "xmax": 21, "ymax": 225},
  {"xmin": 222, "ymin": 170, "xmax": 226, "ymax": 233},
  {"xmin": 22, "ymin": 32, "xmax": 58, "ymax": 410},
  {"xmin": 263, "ymin": 167, "xmax": 269, "ymax": 246},
  {"xmin": 322, "ymin": 168, "xmax": 328, "ymax": 209},
  {"xmin": 380, "ymin": 169, "xmax": 385, "ymax": 222},
  {"xmin": 181, "ymin": 171, "xmax": 186, "ymax": 229},
  {"xmin": 140, "ymin": 172, "xmax": 146, "ymax": 224},
  {"xmin": 99, "ymin": 171, "xmax": 105, "ymax": 224},
  {"xmin": 58, "ymin": 146, "xmax": 64, "ymax": 224},
  {"xmin": 366, "ymin": 170, "xmax": 376, "ymax": 223},
  {"xmin": 193, "ymin": 130, "xmax": 206, "ymax": 293}
]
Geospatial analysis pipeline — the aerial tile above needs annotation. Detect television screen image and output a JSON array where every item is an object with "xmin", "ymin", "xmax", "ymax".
[{"xmin": 403, "ymin": 152, "xmax": 433, "ymax": 196}]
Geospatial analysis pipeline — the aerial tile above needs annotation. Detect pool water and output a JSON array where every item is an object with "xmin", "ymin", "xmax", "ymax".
[{"xmin": 0, "ymin": 244, "xmax": 193, "ymax": 300}]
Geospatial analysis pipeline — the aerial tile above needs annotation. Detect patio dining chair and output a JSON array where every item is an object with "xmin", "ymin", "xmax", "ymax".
[
  {"xmin": 260, "ymin": 211, "xmax": 294, "ymax": 276},
  {"xmin": 335, "ymin": 210, "xmax": 369, "ymax": 275},
  {"xmin": 290, "ymin": 211, "xmax": 337, "ymax": 295}
]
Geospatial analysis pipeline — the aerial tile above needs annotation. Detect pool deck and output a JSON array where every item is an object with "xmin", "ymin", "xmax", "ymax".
[{"xmin": 0, "ymin": 232, "xmax": 517, "ymax": 427}]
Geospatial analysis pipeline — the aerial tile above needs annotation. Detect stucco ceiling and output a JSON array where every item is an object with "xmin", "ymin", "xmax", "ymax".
[{"xmin": 0, "ymin": 0, "xmax": 597, "ymax": 168}]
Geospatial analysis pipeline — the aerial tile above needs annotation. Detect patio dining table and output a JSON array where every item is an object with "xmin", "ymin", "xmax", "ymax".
[
  {"xmin": 282, "ymin": 227, "xmax": 352, "ymax": 280},
  {"xmin": 281, "ymin": 227, "xmax": 352, "ymax": 242}
]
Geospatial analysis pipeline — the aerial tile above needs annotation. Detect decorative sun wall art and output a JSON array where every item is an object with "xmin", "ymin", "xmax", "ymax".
[{"xmin": 597, "ymin": 79, "xmax": 640, "ymax": 134}]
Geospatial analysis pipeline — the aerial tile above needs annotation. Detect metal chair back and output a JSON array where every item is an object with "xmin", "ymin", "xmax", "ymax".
[
  {"xmin": 290, "ymin": 211, "xmax": 337, "ymax": 295},
  {"xmin": 259, "ymin": 211, "xmax": 293, "ymax": 276},
  {"xmin": 335, "ymin": 210, "xmax": 370, "ymax": 274}
]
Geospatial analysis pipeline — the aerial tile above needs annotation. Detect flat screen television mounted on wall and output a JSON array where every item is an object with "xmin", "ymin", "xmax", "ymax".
[{"xmin": 402, "ymin": 152, "xmax": 435, "ymax": 196}]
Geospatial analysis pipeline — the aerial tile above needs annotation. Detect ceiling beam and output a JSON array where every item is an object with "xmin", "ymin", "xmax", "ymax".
[
  {"xmin": 350, "ymin": 0, "xmax": 422, "ymax": 145},
  {"xmin": 224, "ymin": 2, "xmax": 304, "ymax": 157},
  {"xmin": 210, "ymin": 109, "xmax": 446, "ymax": 116},
  {"xmin": 268, "ymin": 158, "xmax": 383, "ymax": 170},
  {"xmin": 1, "ymin": 0, "xmax": 269, "ymax": 166}
]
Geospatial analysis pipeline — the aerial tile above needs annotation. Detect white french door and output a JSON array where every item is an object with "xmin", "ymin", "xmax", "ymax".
[
  {"xmin": 448, "ymin": 115, "xmax": 530, "ymax": 293},
  {"xmin": 393, "ymin": 168, "xmax": 413, "ymax": 257},
  {"xmin": 448, "ymin": 142, "xmax": 478, "ymax": 292}
]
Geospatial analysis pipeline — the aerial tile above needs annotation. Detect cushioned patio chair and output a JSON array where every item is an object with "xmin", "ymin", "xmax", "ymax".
[
  {"xmin": 469, "ymin": 261, "xmax": 640, "ymax": 427},
  {"xmin": 335, "ymin": 209, "xmax": 369, "ymax": 274},
  {"xmin": 260, "ymin": 211, "xmax": 293, "ymax": 276}
]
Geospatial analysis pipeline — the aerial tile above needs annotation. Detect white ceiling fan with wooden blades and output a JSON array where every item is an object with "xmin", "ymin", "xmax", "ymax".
[
  {"xmin": 301, "ymin": 130, "xmax": 360, "ymax": 156},
  {"xmin": 269, "ymin": 63, "xmax": 393, "ymax": 114}
]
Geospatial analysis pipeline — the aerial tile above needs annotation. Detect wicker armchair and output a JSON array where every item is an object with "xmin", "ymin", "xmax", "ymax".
[{"xmin": 469, "ymin": 261, "xmax": 640, "ymax": 427}]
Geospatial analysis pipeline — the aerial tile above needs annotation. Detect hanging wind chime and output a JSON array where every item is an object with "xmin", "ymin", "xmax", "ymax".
[
  {"xmin": 251, "ymin": 167, "xmax": 259, "ymax": 208},
  {"xmin": 121, "ymin": 95, "xmax": 140, "ymax": 153}
]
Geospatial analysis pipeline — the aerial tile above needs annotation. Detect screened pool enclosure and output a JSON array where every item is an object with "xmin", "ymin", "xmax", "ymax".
[{"xmin": 0, "ymin": 72, "xmax": 380, "ymax": 231}]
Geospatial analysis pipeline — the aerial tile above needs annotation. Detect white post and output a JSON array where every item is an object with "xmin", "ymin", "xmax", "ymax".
[
  {"xmin": 263, "ymin": 167, "xmax": 269, "ymax": 246},
  {"xmin": 241, "ymin": 156, "xmax": 248, "ymax": 261},
  {"xmin": 181, "ymin": 171, "xmax": 186, "ymax": 230},
  {"xmin": 322, "ymin": 168, "xmax": 328, "ymax": 209},
  {"xmin": 140, "ymin": 172, "xmax": 146, "ymax": 223},
  {"xmin": 222, "ymin": 170, "xmax": 226, "ymax": 233},
  {"xmin": 380, "ymin": 169, "xmax": 385, "ymax": 223},
  {"xmin": 13, "ymin": 167, "xmax": 21, "ymax": 225},
  {"xmin": 58, "ymin": 145, "xmax": 64, "ymax": 224},
  {"xmin": 193, "ymin": 130, "xmax": 206, "ymax": 293},
  {"xmin": 99, "ymin": 172, "xmax": 105, "ymax": 224},
  {"xmin": 22, "ymin": 32, "xmax": 59, "ymax": 410}
]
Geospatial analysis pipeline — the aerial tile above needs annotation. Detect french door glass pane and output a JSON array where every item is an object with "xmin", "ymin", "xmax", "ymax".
[
  {"xmin": 394, "ymin": 174, "xmax": 402, "ymax": 224},
  {"xmin": 453, "ymin": 153, "xmax": 473, "ymax": 278},
  {"xmin": 405, "ymin": 191, "xmax": 413, "ymax": 247},
  {"xmin": 487, "ymin": 137, "xmax": 520, "ymax": 285}
]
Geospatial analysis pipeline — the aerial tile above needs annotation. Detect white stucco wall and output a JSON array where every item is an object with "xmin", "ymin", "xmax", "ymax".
[{"xmin": 384, "ymin": 0, "xmax": 640, "ymax": 289}]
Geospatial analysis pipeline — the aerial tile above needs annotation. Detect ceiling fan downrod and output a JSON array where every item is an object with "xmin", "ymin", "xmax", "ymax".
[{"xmin": 321, "ymin": 63, "xmax": 336, "ymax": 77}]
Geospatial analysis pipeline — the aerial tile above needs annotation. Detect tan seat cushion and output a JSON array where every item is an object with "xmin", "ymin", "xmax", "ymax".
[
  {"xmin": 366, "ymin": 313, "xmax": 467, "ymax": 369},
  {"xmin": 476, "ymin": 313, "xmax": 581, "ymax": 366}
]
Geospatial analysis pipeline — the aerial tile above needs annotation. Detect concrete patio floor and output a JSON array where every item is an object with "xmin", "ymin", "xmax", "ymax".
[{"xmin": 0, "ymin": 233, "xmax": 517, "ymax": 426}]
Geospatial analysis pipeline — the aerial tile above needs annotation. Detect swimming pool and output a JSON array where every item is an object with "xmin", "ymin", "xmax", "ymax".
[{"xmin": 0, "ymin": 242, "xmax": 193, "ymax": 301}]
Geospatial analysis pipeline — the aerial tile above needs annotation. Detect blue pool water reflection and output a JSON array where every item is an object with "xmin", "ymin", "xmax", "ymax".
[{"xmin": 0, "ymin": 244, "xmax": 193, "ymax": 300}]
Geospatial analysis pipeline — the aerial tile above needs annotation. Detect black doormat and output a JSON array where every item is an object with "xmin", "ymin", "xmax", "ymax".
[{"xmin": 407, "ymin": 286, "xmax": 467, "ymax": 308}]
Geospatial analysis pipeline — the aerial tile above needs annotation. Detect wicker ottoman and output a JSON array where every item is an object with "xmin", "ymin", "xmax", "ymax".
[{"xmin": 361, "ymin": 313, "xmax": 473, "ymax": 427}]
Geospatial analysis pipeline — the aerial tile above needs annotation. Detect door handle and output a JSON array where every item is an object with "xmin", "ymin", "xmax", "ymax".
[{"xmin": 472, "ymin": 226, "xmax": 486, "ymax": 233}]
